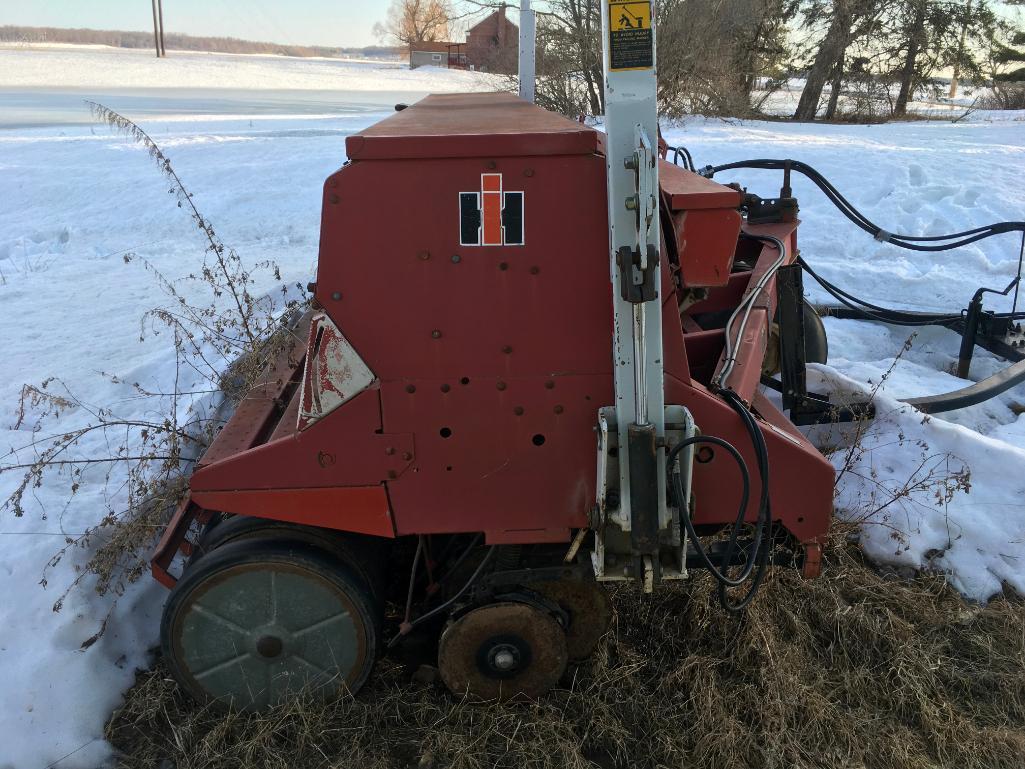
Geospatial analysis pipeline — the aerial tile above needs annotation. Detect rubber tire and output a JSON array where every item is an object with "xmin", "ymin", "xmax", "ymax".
[
  {"xmin": 187, "ymin": 515, "xmax": 388, "ymax": 603},
  {"xmin": 804, "ymin": 301, "xmax": 828, "ymax": 364},
  {"xmin": 161, "ymin": 538, "xmax": 380, "ymax": 710}
]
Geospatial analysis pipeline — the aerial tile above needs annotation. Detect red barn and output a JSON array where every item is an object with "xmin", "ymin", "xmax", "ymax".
[{"xmin": 465, "ymin": 6, "xmax": 518, "ymax": 73}]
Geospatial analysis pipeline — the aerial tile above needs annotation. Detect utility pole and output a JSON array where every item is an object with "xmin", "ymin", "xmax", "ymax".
[
  {"xmin": 158, "ymin": 0, "xmax": 166, "ymax": 57},
  {"xmin": 151, "ymin": 0, "xmax": 161, "ymax": 57},
  {"xmin": 518, "ymin": 0, "xmax": 536, "ymax": 103}
]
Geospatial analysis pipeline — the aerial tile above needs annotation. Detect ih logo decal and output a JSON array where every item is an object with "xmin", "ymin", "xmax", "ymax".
[{"xmin": 459, "ymin": 173, "xmax": 524, "ymax": 247}]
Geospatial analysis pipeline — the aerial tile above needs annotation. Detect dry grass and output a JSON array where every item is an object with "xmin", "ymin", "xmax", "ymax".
[{"xmin": 107, "ymin": 533, "xmax": 1025, "ymax": 769}]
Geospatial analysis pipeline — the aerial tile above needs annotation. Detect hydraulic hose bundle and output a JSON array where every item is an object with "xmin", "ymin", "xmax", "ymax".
[
  {"xmin": 667, "ymin": 389, "xmax": 772, "ymax": 613},
  {"xmin": 698, "ymin": 157, "xmax": 1025, "ymax": 329}
]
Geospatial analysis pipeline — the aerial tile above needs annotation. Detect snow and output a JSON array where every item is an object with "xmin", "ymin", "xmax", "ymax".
[
  {"xmin": 1, "ymin": 44, "xmax": 1024, "ymax": 768},
  {"xmin": 0, "ymin": 44, "xmax": 500, "ymax": 92}
]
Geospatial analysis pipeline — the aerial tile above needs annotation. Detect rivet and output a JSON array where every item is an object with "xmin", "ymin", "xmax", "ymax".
[
  {"xmin": 401, "ymin": 451, "xmax": 413, "ymax": 461},
  {"xmin": 431, "ymin": 329, "xmax": 442, "ymax": 339},
  {"xmin": 440, "ymin": 383, "xmax": 451, "ymax": 393},
  {"xmin": 331, "ymin": 291, "xmax": 342, "ymax": 301},
  {"xmin": 524, "ymin": 168, "xmax": 535, "ymax": 178},
  {"xmin": 405, "ymin": 384, "xmax": 416, "ymax": 394},
  {"xmin": 387, "ymin": 470, "xmax": 397, "ymax": 480},
  {"xmin": 329, "ymin": 194, "xmax": 339, "ymax": 204},
  {"xmin": 499, "ymin": 262, "xmax": 509, "ymax": 271},
  {"xmin": 554, "ymin": 405, "xmax": 564, "ymax": 414},
  {"xmin": 514, "ymin": 406, "xmax": 524, "ymax": 415},
  {"xmin": 385, "ymin": 447, "xmax": 396, "ymax": 455},
  {"xmin": 530, "ymin": 266, "xmax": 540, "ymax": 275},
  {"xmin": 502, "ymin": 345, "xmax": 513, "ymax": 354},
  {"xmin": 418, "ymin": 250, "xmax": 431, "ymax": 261},
  {"xmin": 544, "ymin": 380, "xmax": 555, "ymax": 389},
  {"xmin": 497, "ymin": 381, "xmax": 507, "ymax": 391},
  {"xmin": 451, "ymin": 254, "xmax": 461, "ymax": 263},
  {"xmin": 486, "ymin": 160, "xmax": 497, "ymax": 170}
]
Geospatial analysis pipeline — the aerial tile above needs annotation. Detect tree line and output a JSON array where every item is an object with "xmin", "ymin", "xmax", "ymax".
[
  {"xmin": 0, "ymin": 26, "xmax": 401, "ymax": 61},
  {"xmin": 380, "ymin": 0, "xmax": 1025, "ymax": 118}
]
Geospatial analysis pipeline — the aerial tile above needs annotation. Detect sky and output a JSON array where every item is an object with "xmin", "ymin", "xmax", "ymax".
[{"xmin": 0, "ymin": 0, "xmax": 398, "ymax": 48}]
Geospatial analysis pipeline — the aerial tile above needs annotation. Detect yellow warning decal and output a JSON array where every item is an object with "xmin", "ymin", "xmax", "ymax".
[
  {"xmin": 609, "ymin": 1, "xmax": 651, "ymax": 32},
  {"xmin": 608, "ymin": 1, "xmax": 653, "ymax": 71}
]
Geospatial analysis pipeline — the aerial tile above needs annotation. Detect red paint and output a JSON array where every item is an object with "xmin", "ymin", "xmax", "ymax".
[
  {"xmin": 151, "ymin": 93, "xmax": 833, "ymax": 588},
  {"xmin": 191, "ymin": 486, "xmax": 394, "ymax": 537},
  {"xmin": 481, "ymin": 173, "xmax": 503, "ymax": 245}
]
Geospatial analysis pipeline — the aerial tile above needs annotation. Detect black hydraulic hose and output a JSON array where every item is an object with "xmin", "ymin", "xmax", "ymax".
[
  {"xmin": 798, "ymin": 256, "xmax": 962, "ymax": 326},
  {"xmin": 719, "ymin": 388, "xmax": 773, "ymax": 612},
  {"xmin": 666, "ymin": 144, "xmax": 695, "ymax": 172},
  {"xmin": 667, "ymin": 435, "xmax": 755, "ymax": 587},
  {"xmin": 703, "ymin": 158, "xmax": 1025, "ymax": 252},
  {"xmin": 667, "ymin": 390, "xmax": 773, "ymax": 612}
]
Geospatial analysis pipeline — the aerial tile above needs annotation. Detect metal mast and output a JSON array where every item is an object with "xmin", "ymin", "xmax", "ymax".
[{"xmin": 599, "ymin": 0, "xmax": 668, "ymax": 585}]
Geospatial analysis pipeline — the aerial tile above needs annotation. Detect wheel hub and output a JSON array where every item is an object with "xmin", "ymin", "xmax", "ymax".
[
  {"xmin": 255, "ymin": 634, "xmax": 284, "ymax": 659},
  {"xmin": 478, "ymin": 635, "xmax": 531, "ymax": 678}
]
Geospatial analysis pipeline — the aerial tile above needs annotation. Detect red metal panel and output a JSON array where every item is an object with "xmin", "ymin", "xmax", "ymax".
[
  {"xmin": 200, "ymin": 311, "xmax": 313, "ymax": 467},
  {"xmin": 660, "ymin": 161, "xmax": 743, "ymax": 210},
  {"xmin": 190, "ymin": 388, "xmax": 414, "ymax": 493},
  {"xmin": 382, "ymin": 374, "xmax": 606, "ymax": 542},
  {"xmin": 317, "ymin": 153, "xmax": 613, "ymax": 382},
  {"xmin": 190, "ymin": 486, "xmax": 394, "ymax": 538},
  {"xmin": 665, "ymin": 374, "xmax": 833, "ymax": 546},
  {"xmin": 674, "ymin": 208, "xmax": 743, "ymax": 287},
  {"xmin": 345, "ymin": 93, "xmax": 601, "ymax": 161}
]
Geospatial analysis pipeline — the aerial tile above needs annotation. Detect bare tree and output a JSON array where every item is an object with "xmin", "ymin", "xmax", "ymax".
[{"xmin": 374, "ymin": 0, "xmax": 454, "ymax": 45}]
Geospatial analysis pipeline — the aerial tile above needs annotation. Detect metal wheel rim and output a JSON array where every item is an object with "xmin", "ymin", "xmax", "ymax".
[{"xmin": 168, "ymin": 555, "xmax": 370, "ymax": 709}]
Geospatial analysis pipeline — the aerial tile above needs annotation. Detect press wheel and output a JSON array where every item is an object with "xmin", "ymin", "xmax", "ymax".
[
  {"xmin": 186, "ymin": 515, "xmax": 387, "ymax": 601},
  {"xmin": 438, "ymin": 602, "xmax": 567, "ymax": 701},
  {"xmin": 161, "ymin": 538, "xmax": 378, "ymax": 710},
  {"xmin": 533, "ymin": 580, "xmax": 612, "ymax": 661}
]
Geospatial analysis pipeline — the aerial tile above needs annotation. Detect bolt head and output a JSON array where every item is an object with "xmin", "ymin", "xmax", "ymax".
[
  {"xmin": 431, "ymin": 330, "xmax": 442, "ymax": 339},
  {"xmin": 331, "ymin": 292, "xmax": 342, "ymax": 301},
  {"xmin": 493, "ymin": 650, "xmax": 516, "ymax": 670}
]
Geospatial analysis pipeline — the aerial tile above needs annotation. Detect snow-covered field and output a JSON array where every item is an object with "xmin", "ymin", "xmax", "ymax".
[{"xmin": 1, "ymin": 45, "xmax": 1024, "ymax": 768}]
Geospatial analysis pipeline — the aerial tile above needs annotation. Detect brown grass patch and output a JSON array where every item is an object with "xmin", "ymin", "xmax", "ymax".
[{"xmin": 107, "ymin": 536, "xmax": 1025, "ymax": 769}]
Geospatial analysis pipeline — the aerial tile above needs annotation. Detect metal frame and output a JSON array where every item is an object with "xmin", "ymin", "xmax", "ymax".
[{"xmin": 598, "ymin": 0, "xmax": 668, "ymax": 582}]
